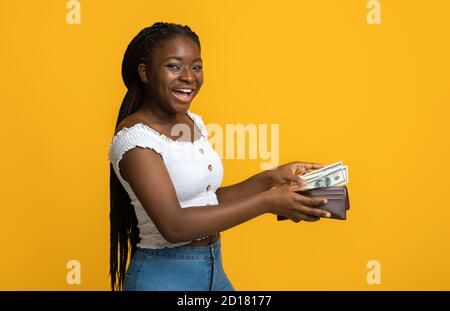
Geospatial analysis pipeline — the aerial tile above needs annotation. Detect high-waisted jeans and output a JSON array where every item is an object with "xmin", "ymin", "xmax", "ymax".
[{"xmin": 123, "ymin": 238, "xmax": 235, "ymax": 291}]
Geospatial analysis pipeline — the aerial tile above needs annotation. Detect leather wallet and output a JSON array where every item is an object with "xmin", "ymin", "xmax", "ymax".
[{"xmin": 277, "ymin": 186, "xmax": 350, "ymax": 221}]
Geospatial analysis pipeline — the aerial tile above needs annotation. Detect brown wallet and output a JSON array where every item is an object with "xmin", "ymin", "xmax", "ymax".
[{"xmin": 276, "ymin": 186, "xmax": 350, "ymax": 221}]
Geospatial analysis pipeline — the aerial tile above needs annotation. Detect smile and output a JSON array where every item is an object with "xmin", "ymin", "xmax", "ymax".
[{"xmin": 171, "ymin": 88, "xmax": 194, "ymax": 103}]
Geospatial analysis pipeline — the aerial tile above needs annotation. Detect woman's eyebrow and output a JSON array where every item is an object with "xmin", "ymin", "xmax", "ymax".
[{"xmin": 163, "ymin": 56, "xmax": 202, "ymax": 62}]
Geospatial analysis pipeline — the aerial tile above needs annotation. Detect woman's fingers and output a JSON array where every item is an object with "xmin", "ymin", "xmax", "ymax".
[
  {"xmin": 299, "ymin": 162, "xmax": 327, "ymax": 170},
  {"xmin": 298, "ymin": 205, "xmax": 331, "ymax": 218},
  {"xmin": 292, "ymin": 212, "xmax": 320, "ymax": 222},
  {"xmin": 288, "ymin": 184, "xmax": 304, "ymax": 192},
  {"xmin": 287, "ymin": 176, "xmax": 307, "ymax": 188},
  {"xmin": 307, "ymin": 215, "xmax": 320, "ymax": 222},
  {"xmin": 294, "ymin": 162, "xmax": 327, "ymax": 176},
  {"xmin": 278, "ymin": 176, "xmax": 332, "ymax": 221},
  {"xmin": 311, "ymin": 163, "xmax": 326, "ymax": 169},
  {"xmin": 292, "ymin": 194, "xmax": 331, "ymax": 218},
  {"xmin": 293, "ymin": 193, "xmax": 327, "ymax": 206}
]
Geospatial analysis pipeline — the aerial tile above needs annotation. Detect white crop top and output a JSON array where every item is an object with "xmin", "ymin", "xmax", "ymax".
[{"xmin": 108, "ymin": 110, "xmax": 224, "ymax": 249}]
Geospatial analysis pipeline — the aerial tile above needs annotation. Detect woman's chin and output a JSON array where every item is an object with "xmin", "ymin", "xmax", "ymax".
[{"xmin": 171, "ymin": 100, "xmax": 191, "ymax": 112}]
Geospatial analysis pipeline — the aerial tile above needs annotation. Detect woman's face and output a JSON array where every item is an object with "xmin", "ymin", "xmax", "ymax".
[{"xmin": 139, "ymin": 35, "xmax": 203, "ymax": 114}]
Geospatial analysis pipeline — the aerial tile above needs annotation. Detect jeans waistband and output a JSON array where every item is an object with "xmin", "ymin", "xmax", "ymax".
[{"xmin": 135, "ymin": 237, "xmax": 221, "ymax": 259}]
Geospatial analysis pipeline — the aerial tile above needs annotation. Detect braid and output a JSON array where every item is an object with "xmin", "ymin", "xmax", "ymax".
[{"xmin": 109, "ymin": 22, "xmax": 201, "ymax": 291}]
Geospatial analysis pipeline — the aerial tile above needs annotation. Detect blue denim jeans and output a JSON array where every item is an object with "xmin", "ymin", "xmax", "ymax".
[{"xmin": 123, "ymin": 238, "xmax": 235, "ymax": 291}]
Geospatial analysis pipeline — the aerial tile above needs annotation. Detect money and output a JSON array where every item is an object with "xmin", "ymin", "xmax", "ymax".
[
  {"xmin": 300, "ymin": 161, "xmax": 349, "ymax": 190},
  {"xmin": 302, "ymin": 161, "xmax": 343, "ymax": 180}
]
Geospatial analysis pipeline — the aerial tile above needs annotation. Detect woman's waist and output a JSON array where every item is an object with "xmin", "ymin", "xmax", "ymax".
[
  {"xmin": 179, "ymin": 232, "xmax": 220, "ymax": 247},
  {"xmin": 136, "ymin": 234, "xmax": 221, "ymax": 258}
]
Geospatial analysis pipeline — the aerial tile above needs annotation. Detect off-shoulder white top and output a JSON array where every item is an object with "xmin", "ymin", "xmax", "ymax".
[{"xmin": 108, "ymin": 110, "xmax": 223, "ymax": 249}]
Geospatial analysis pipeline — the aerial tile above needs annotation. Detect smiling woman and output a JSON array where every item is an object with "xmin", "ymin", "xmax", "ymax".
[
  {"xmin": 108, "ymin": 22, "xmax": 329, "ymax": 292},
  {"xmin": 135, "ymin": 35, "xmax": 203, "ymax": 110}
]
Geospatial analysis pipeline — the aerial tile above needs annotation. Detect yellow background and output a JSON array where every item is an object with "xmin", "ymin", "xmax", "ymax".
[{"xmin": 1, "ymin": 0, "xmax": 449, "ymax": 290}]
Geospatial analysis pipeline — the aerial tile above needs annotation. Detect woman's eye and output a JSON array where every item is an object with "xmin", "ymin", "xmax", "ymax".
[
  {"xmin": 167, "ymin": 64, "xmax": 180, "ymax": 70},
  {"xmin": 167, "ymin": 64, "xmax": 202, "ymax": 71}
]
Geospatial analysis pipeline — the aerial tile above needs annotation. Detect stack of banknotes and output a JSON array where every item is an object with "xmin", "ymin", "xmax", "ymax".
[{"xmin": 301, "ymin": 161, "xmax": 348, "ymax": 190}]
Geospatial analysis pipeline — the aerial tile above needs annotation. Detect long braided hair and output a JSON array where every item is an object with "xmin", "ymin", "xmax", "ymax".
[{"xmin": 109, "ymin": 22, "xmax": 201, "ymax": 291}]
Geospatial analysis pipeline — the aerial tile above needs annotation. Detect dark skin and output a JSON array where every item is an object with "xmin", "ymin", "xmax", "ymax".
[{"xmin": 116, "ymin": 35, "xmax": 330, "ymax": 244}]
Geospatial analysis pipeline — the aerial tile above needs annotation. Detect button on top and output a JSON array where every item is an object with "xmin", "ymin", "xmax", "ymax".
[
  {"xmin": 206, "ymin": 185, "xmax": 211, "ymax": 191},
  {"xmin": 199, "ymin": 148, "xmax": 204, "ymax": 154},
  {"xmin": 208, "ymin": 164, "xmax": 213, "ymax": 171}
]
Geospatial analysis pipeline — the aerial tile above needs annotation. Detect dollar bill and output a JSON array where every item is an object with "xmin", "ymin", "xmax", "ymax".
[
  {"xmin": 300, "ymin": 161, "xmax": 349, "ymax": 190},
  {"xmin": 303, "ymin": 168, "xmax": 347, "ymax": 190},
  {"xmin": 343, "ymin": 165, "xmax": 348, "ymax": 183},
  {"xmin": 302, "ymin": 161, "xmax": 343, "ymax": 181}
]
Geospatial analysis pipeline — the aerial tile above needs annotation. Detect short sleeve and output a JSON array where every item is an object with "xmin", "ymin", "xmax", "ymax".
[{"xmin": 108, "ymin": 124, "xmax": 164, "ymax": 182}]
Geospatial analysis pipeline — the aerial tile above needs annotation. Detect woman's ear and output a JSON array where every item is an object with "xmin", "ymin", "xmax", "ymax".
[{"xmin": 138, "ymin": 63, "xmax": 149, "ymax": 84}]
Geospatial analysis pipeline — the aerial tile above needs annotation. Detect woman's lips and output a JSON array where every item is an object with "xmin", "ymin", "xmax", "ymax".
[{"xmin": 171, "ymin": 90, "xmax": 193, "ymax": 103}]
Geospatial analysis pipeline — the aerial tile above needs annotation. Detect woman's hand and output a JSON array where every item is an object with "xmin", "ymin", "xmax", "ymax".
[
  {"xmin": 268, "ymin": 161, "xmax": 327, "ymax": 188},
  {"xmin": 263, "ymin": 183, "xmax": 331, "ymax": 222}
]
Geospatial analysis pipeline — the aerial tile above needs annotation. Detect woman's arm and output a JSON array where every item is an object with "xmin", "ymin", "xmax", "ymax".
[
  {"xmin": 119, "ymin": 148, "xmax": 329, "ymax": 243},
  {"xmin": 215, "ymin": 170, "xmax": 276, "ymax": 204},
  {"xmin": 119, "ymin": 147, "xmax": 272, "ymax": 243}
]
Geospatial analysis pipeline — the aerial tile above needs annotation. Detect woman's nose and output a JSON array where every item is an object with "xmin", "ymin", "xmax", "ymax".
[{"xmin": 180, "ymin": 67, "xmax": 194, "ymax": 82}]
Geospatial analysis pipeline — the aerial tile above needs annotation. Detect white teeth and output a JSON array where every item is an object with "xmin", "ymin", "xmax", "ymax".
[{"xmin": 173, "ymin": 89, "xmax": 192, "ymax": 94}]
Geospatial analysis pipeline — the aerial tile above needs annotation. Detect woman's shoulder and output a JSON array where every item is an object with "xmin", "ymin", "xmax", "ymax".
[
  {"xmin": 114, "ymin": 114, "xmax": 149, "ymax": 135},
  {"xmin": 108, "ymin": 115, "xmax": 165, "ymax": 163}
]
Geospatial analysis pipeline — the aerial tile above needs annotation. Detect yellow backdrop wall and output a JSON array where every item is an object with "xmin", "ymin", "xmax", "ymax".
[{"xmin": 1, "ymin": 0, "xmax": 449, "ymax": 290}]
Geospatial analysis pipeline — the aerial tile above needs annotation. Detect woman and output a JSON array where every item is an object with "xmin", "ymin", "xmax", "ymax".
[{"xmin": 108, "ymin": 22, "xmax": 330, "ymax": 291}]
